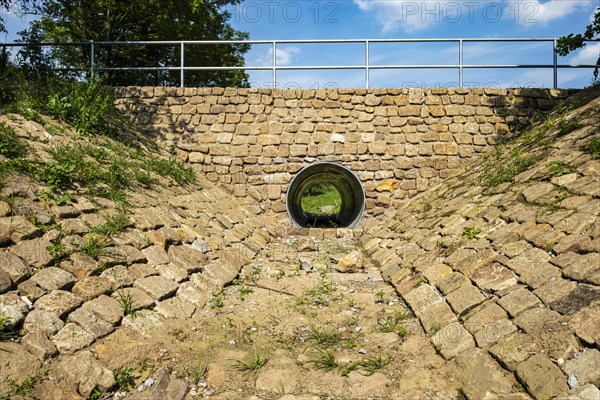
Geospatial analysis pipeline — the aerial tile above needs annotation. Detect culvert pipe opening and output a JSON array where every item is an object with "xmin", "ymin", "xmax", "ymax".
[{"xmin": 286, "ymin": 162, "xmax": 366, "ymax": 228}]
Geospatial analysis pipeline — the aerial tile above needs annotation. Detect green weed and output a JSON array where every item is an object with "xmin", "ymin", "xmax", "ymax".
[
  {"xmin": 116, "ymin": 289, "xmax": 137, "ymax": 318},
  {"xmin": 2, "ymin": 371, "xmax": 45, "ymax": 399},
  {"xmin": 146, "ymin": 156, "xmax": 196, "ymax": 184},
  {"xmin": 79, "ymin": 234, "xmax": 110, "ymax": 260},
  {"xmin": 309, "ymin": 326, "xmax": 341, "ymax": 348},
  {"xmin": 461, "ymin": 226, "xmax": 482, "ymax": 240},
  {"xmin": 116, "ymin": 367, "xmax": 135, "ymax": 391},
  {"xmin": 209, "ymin": 288, "xmax": 225, "ymax": 309},
  {"xmin": 90, "ymin": 211, "xmax": 130, "ymax": 236},
  {"xmin": 238, "ymin": 287, "xmax": 254, "ymax": 301},
  {"xmin": 557, "ymin": 118, "xmax": 579, "ymax": 136},
  {"xmin": 377, "ymin": 309, "xmax": 410, "ymax": 337},
  {"xmin": 47, "ymin": 243, "xmax": 69, "ymax": 266},
  {"xmin": 232, "ymin": 353, "xmax": 268, "ymax": 372},
  {"xmin": 310, "ymin": 349, "xmax": 339, "ymax": 372},
  {"xmin": 480, "ymin": 148, "xmax": 536, "ymax": 187},
  {"xmin": 360, "ymin": 355, "xmax": 390, "ymax": 376},
  {"xmin": 0, "ymin": 122, "xmax": 28, "ymax": 159},
  {"xmin": 187, "ymin": 356, "xmax": 209, "ymax": 384},
  {"xmin": 548, "ymin": 160, "xmax": 573, "ymax": 177},
  {"xmin": 588, "ymin": 138, "xmax": 600, "ymax": 158},
  {"xmin": 44, "ymin": 78, "xmax": 122, "ymax": 137},
  {"xmin": 0, "ymin": 312, "xmax": 18, "ymax": 341}
]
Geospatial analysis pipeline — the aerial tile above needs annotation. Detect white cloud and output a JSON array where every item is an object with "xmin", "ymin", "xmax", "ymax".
[
  {"xmin": 275, "ymin": 46, "xmax": 300, "ymax": 66},
  {"xmin": 569, "ymin": 43, "xmax": 600, "ymax": 65},
  {"xmin": 355, "ymin": 0, "xmax": 596, "ymax": 33},
  {"xmin": 254, "ymin": 46, "xmax": 300, "ymax": 66},
  {"xmin": 353, "ymin": 0, "xmax": 463, "ymax": 33},
  {"xmin": 507, "ymin": 0, "xmax": 593, "ymax": 26}
]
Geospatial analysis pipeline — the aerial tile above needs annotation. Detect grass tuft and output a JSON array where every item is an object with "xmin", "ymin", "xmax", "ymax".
[{"xmin": 232, "ymin": 352, "xmax": 268, "ymax": 372}]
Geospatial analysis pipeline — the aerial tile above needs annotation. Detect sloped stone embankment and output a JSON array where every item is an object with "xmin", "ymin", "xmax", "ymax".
[{"xmin": 361, "ymin": 89, "xmax": 599, "ymax": 399}]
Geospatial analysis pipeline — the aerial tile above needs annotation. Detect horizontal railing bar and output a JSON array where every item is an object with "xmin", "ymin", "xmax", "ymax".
[
  {"xmin": 2, "ymin": 38, "xmax": 597, "ymax": 46},
  {"xmin": 88, "ymin": 64, "xmax": 599, "ymax": 71}
]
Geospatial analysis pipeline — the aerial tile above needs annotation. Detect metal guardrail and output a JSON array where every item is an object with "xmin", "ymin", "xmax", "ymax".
[{"xmin": 1, "ymin": 38, "xmax": 598, "ymax": 88}]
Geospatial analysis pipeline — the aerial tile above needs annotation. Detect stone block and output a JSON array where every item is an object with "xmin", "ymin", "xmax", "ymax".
[
  {"xmin": 568, "ymin": 305, "xmax": 600, "ymax": 347},
  {"xmin": 431, "ymin": 322, "xmax": 474, "ymax": 360},
  {"xmin": 9, "ymin": 237, "xmax": 53, "ymax": 269},
  {"xmin": 21, "ymin": 328, "xmax": 58, "ymax": 361},
  {"xmin": 72, "ymin": 276, "xmax": 113, "ymax": 301},
  {"xmin": 497, "ymin": 286, "xmax": 541, "ymax": 318},
  {"xmin": 0, "ymin": 216, "xmax": 42, "ymax": 241},
  {"xmin": 513, "ymin": 307, "xmax": 564, "ymax": 333},
  {"xmin": 533, "ymin": 278, "xmax": 576, "ymax": 304},
  {"xmin": 453, "ymin": 348, "xmax": 514, "ymax": 399},
  {"xmin": 402, "ymin": 284, "xmax": 444, "ymax": 315},
  {"xmin": 463, "ymin": 302, "xmax": 507, "ymax": 335},
  {"xmin": 111, "ymin": 287, "xmax": 154, "ymax": 311},
  {"xmin": 34, "ymin": 290, "xmax": 83, "ymax": 319},
  {"xmin": 518, "ymin": 261, "xmax": 562, "ymax": 290},
  {"xmin": 550, "ymin": 284, "xmax": 600, "ymax": 316},
  {"xmin": 60, "ymin": 252, "xmax": 98, "ymax": 279},
  {"xmin": 54, "ymin": 350, "xmax": 115, "ymax": 397},
  {"xmin": 507, "ymin": 248, "xmax": 551, "ymax": 275},
  {"xmin": 30, "ymin": 267, "xmax": 76, "ymax": 291},
  {"xmin": 437, "ymin": 272, "xmax": 470, "ymax": 296},
  {"xmin": 475, "ymin": 318, "xmax": 517, "ymax": 348},
  {"xmin": 516, "ymin": 355, "xmax": 568, "ymax": 400},
  {"xmin": 52, "ymin": 323, "xmax": 95, "ymax": 354},
  {"xmin": 470, "ymin": 262, "xmax": 517, "ymax": 292},
  {"xmin": 68, "ymin": 308, "xmax": 114, "ymax": 339},
  {"xmin": 445, "ymin": 284, "xmax": 486, "ymax": 315},
  {"xmin": 23, "ymin": 309, "xmax": 64, "ymax": 336},
  {"xmin": 562, "ymin": 349, "xmax": 600, "ymax": 386},
  {"xmin": 489, "ymin": 332, "xmax": 540, "ymax": 374},
  {"xmin": 418, "ymin": 301, "xmax": 457, "ymax": 334},
  {"xmin": 101, "ymin": 265, "xmax": 135, "ymax": 287},
  {"xmin": 0, "ymin": 251, "xmax": 33, "ymax": 284},
  {"xmin": 155, "ymin": 297, "xmax": 196, "ymax": 319},
  {"xmin": 82, "ymin": 295, "xmax": 124, "ymax": 325},
  {"xmin": 433, "ymin": 143, "xmax": 458, "ymax": 155},
  {"xmin": 0, "ymin": 292, "xmax": 29, "ymax": 327},
  {"xmin": 133, "ymin": 276, "xmax": 178, "ymax": 301}
]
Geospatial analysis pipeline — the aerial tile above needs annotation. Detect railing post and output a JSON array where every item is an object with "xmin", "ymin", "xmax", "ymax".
[
  {"xmin": 553, "ymin": 39, "xmax": 558, "ymax": 89},
  {"xmin": 365, "ymin": 40, "xmax": 370, "ymax": 89},
  {"xmin": 90, "ymin": 41, "xmax": 95, "ymax": 79},
  {"xmin": 272, "ymin": 41, "xmax": 277, "ymax": 89},
  {"xmin": 180, "ymin": 42, "xmax": 185, "ymax": 87},
  {"xmin": 459, "ymin": 39, "xmax": 463, "ymax": 88}
]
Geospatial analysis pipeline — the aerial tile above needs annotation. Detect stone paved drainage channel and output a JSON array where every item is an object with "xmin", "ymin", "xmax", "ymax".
[{"xmin": 89, "ymin": 229, "xmax": 462, "ymax": 399}]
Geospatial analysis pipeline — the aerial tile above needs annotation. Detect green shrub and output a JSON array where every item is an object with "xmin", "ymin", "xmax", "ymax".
[
  {"xmin": 43, "ymin": 79, "xmax": 121, "ymax": 137},
  {"xmin": 589, "ymin": 138, "xmax": 600, "ymax": 158},
  {"xmin": 0, "ymin": 123, "xmax": 28, "ymax": 159}
]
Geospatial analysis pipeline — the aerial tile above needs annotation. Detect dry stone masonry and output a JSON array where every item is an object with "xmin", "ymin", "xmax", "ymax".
[
  {"xmin": 361, "ymin": 90, "xmax": 600, "ymax": 399},
  {"xmin": 114, "ymin": 87, "xmax": 573, "ymax": 215}
]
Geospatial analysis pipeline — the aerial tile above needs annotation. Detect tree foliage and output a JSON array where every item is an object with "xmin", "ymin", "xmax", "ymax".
[
  {"xmin": 556, "ymin": 7, "xmax": 600, "ymax": 56},
  {"xmin": 17, "ymin": 0, "xmax": 250, "ymax": 87}
]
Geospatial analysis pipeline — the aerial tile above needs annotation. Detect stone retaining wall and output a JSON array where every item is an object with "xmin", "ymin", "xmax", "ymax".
[{"xmin": 114, "ymin": 87, "xmax": 573, "ymax": 215}]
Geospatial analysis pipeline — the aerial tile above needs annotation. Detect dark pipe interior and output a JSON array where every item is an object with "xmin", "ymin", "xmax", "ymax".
[{"xmin": 286, "ymin": 162, "xmax": 366, "ymax": 228}]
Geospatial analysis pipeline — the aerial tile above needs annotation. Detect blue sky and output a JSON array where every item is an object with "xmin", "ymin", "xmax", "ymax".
[{"xmin": 2, "ymin": 0, "xmax": 599, "ymax": 89}]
